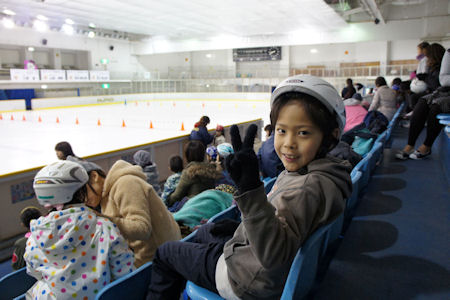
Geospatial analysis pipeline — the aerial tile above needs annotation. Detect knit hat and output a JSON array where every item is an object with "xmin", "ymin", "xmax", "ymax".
[
  {"xmin": 217, "ymin": 143, "xmax": 234, "ymax": 158},
  {"xmin": 66, "ymin": 155, "xmax": 104, "ymax": 173},
  {"xmin": 133, "ymin": 150, "xmax": 152, "ymax": 167},
  {"xmin": 352, "ymin": 93, "xmax": 363, "ymax": 101}
]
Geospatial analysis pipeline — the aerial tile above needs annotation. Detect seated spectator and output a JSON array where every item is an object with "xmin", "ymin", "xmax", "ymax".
[
  {"xmin": 214, "ymin": 143, "xmax": 236, "ymax": 189},
  {"xmin": 190, "ymin": 116, "xmax": 213, "ymax": 146},
  {"xmin": 25, "ymin": 160, "xmax": 135, "ymax": 299},
  {"xmin": 161, "ymin": 155, "xmax": 184, "ymax": 205},
  {"xmin": 11, "ymin": 206, "xmax": 42, "ymax": 270},
  {"xmin": 166, "ymin": 140, "xmax": 221, "ymax": 207},
  {"xmin": 341, "ymin": 78, "xmax": 356, "ymax": 99},
  {"xmin": 145, "ymin": 75, "xmax": 352, "ymax": 300},
  {"xmin": 133, "ymin": 150, "xmax": 162, "ymax": 195},
  {"xmin": 396, "ymin": 48, "xmax": 450, "ymax": 160},
  {"xmin": 68, "ymin": 157, "xmax": 181, "ymax": 267},
  {"xmin": 213, "ymin": 125, "xmax": 226, "ymax": 146},
  {"xmin": 343, "ymin": 93, "xmax": 368, "ymax": 132},
  {"xmin": 369, "ymin": 76, "xmax": 397, "ymax": 121},
  {"xmin": 257, "ymin": 134, "xmax": 284, "ymax": 178},
  {"xmin": 54, "ymin": 141, "xmax": 79, "ymax": 160},
  {"xmin": 264, "ymin": 124, "xmax": 273, "ymax": 139}
]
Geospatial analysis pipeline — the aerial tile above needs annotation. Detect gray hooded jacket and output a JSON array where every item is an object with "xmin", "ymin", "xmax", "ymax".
[{"xmin": 224, "ymin": 156, "xmax": 352, "ymax": 299}]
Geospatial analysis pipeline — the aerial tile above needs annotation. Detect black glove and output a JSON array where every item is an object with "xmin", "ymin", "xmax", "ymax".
[
  {"xmin": 225, "ymin": 124, "xmax": 262, "ymax": 193},
  {"xmin": 209, "ymin": 219, "xmax": 241, "ymax": 236}
]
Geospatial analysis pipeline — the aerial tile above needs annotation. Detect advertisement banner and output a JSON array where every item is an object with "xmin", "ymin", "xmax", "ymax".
[
  {"xmin": 90, "ymin": 71, "xmax": 110, "ymax": 81},
  {"xmin": 40, "ymin": 69, "xmax": 66, "ymax": 81},
  {"xmin": 10, "ymin": 69, "xmax": 40, "ymax": 81},
  {"xmin": 67, "ymin": 70, "xmax": 90, "ymax": 81}
]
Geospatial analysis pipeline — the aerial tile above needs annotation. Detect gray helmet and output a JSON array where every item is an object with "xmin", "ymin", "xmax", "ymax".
[
  {"xmin": 33, "ymin": 160, "xmax": 88, "ymax": 206},
  {"xmin": 271, "ymin": 75, "xmax": 346, "ymax": 135}
]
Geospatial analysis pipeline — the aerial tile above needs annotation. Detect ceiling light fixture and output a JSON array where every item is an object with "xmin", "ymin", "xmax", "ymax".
[
  {"xmin": 205, "ymin": 53, "xmax": 212, "ymax": 58},
  {"xmin": 62, "ymin": 24, "xmax": 74, "ymax": 35},
  {"xmin": 36, "ymin": 14, "xmax": 48, "ymax": 21},
  {"xmin": 88, "ymin": 22, "xmax": 96, "ymax": 28},
  {"xmin": 2, "ymin": 17, "xmax": 14, "ymax": 29},
  {"xmin": 2, "ymin": 9, "xmax": 15, "ymax": 16},
  {"xmin": 310, "ymin": 48, "xmax": 318, "ymax": 53},
  {"xmin": 88, "ymin": 31, "xmax": 95, "ymax": 38},
  {"xmin": 28, "ymin": 47, "xmax": 35, "ymax": 52},
  {"xmin": 65, "ymin": 18, "xmax": 74, "ymax": 25},
  {"xmin": 33, "ymin": 19, "xmax": 48, "ymax": 32}
]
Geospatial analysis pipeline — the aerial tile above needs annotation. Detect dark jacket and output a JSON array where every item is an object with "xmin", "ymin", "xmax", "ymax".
[
  {"xmin": 11, "ymin": 235, "xmax": 28, "ymax": 270},
  {"xmin": 166, "ymin": 162, "xmax": 222, "ymax": 206},
  {"xmin": 223, "ymin": 157, "xmax": 352, "ymax": 299},
  {"xmin": 328, "ymin": 141, "xmax": 362, "ymax": 168},
  {"xmin": 257, "ymin": 135, "xmax": 284, "ymax": 178},
  {"xmin": 189, "ymin": 126, "xmax": 213, "ymax": 146},
  {"xmin": 142, "ymin": 163, "xmax": 161, "ymax": 195}
]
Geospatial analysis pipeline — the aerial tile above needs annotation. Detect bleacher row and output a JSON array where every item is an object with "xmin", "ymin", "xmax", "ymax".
[{"xmin": 0, "ymin": 103, "xmax": 408, "ymax": 300}]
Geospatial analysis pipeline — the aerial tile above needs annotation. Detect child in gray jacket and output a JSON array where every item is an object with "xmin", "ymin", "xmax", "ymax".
[{"xmin": 146, "ymin": 75, "xmax": 352, "ymax": 300}]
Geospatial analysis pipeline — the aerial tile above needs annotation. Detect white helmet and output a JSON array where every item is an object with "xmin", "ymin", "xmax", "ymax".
[
  {"xmin": 33, "ymin": 160, "xmax": 89, "ymax": 206},
  {"xmin": 271, "ymin": 75, "xmax": 346, "ymax": 135},
  {"xmin": 410, "ymin": 78, "xmax": 427, "ymax": 94}
]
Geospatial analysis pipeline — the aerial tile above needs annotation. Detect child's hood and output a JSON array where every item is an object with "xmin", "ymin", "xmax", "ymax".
[
  {"xmin": 184, "ymin": 162, "xmax": 221, "ymax": 180},
  {"xmin": 306, "ymin": 156, "xmax": 353, "ymax": 199},
  {"xmin": 29, "ymin": 205, "xmax": 98, "ymax": 256},
  {"xmin": 103, "ymin": 160, "xmax": 147, "ymax": 195}
]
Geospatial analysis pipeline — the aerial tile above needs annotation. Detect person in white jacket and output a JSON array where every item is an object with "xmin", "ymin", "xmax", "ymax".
[{"xmin": 24, "ymin": 160, "xmax": 135, "ymax": 299}]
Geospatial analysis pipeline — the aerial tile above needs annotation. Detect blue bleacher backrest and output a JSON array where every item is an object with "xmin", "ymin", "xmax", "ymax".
[
  {"xmin": 95, "ymin": 261, "xmax": 153, "ymax": 300},
  {"xmin": 375, "ymin": 131, "xmax": 387, "ymax": 147},
  {"xmin": 346, "ymin": 170, "xmax": 363, "ymax": 218},
  {"xmin": 352, "ymin": 152, "xmax": 372, "ymax": 194},
  {"xmin": 0, "ymin": 267, "xmax": 36, "ymax": 300},
  {"xmin": 185, "ymin": 218, "xmax": 338, "ymax": 300},
  {"xmin": 263, "ymin": 177, "xmax": 277, "ymax": 194},
  {"xmin": 368, "ymin": 142, "xmax": 383, "ymax": 174},
  {"xmin": 436, "ymin": 113, "xmax": 450, "ymax": 120},
  {"xmin": 207, "ymin": 205, "xmax": 241, "ymax": 223}
]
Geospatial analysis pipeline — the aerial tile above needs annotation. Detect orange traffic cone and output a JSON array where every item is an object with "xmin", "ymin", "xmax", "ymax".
[
  {"xmin": 0, "ymin": 114, "xmax": 3, "ymax": 120},
  {"xmin": 173, "ymin": 102, "xmax": 176, "ymax": 107},
  {"xmin": 202, "ymin": 103, "xmax": 205, "ymax": 108},
  {"xmin": 180, "ymin": 122, "xmax": 185, "ymax": 131},
  {"xmin": 122, "ymin": 120, "xmax": 126, "ymax": 127},
  {"xmin": 10, "ymin": 115, "xmax": 14, "ymax": 121},
  {"xmin": 22, "ymin": 115, "xmax": 26, "ymax": 121},
  {"xmin": 75, "ymin": 117, "xmax": 79, "ymax": 125},
  {"xmin": 56, "ymin": 117, "xmax": 60, "ymax": 123},
  {"xmin": 97, "ymin": 119, "xmax": 101, "ymax": 126},
  {"xmin": 135, "ymin": 101, "xmax": 138, "ymax": 106},
  {"xmin": 149, "ymin": 121, "xmax": 154, "ymax": 129},
  {"xmin": 38, "ymin": 116, "xmax": 42, "ymax": 122}
]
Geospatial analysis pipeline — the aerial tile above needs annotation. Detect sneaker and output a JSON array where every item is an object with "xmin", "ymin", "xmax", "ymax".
[
  {"xmin": 395, "ymin": 150, "xmax": 411, "ymax": 160},
  {"xmin": 409, "ymin": 150, "xmax": 431, "ymax": 160}
]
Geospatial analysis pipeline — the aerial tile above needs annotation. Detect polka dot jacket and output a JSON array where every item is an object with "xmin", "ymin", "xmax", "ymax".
[{"xmin": 24, "ymin": 204, "xmax": 135, "ymax": 299}]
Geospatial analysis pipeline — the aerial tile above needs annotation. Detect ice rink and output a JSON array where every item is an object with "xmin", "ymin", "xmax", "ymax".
[{"xmin": 0, "ymin": 99, "xmax": 270, "ymax": 176}]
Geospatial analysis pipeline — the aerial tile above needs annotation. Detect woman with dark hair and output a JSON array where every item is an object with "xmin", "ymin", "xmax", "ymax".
[
  {"xmin": 54, "ymin": 141, "xmax": 77, "ymax": 160},
  {"xmin": 341, "ymin": 78, "xmax": 356, "ymax": 99},
  {"xmin": 189, "ymin": 116, "xmax": 214, "ymax": 146},
  {"xmin": 397, "ymin": 47, "xmax": 450, "ymax": 160},
  {"xmin": 166, "ymin": 140, "xmax": 222, "ymax": 207},
  {"xmin": 369, "ymin": 76, "xmax": 397, "ymax": 121}
]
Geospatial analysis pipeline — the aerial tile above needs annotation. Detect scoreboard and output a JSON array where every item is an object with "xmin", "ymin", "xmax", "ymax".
[{"xmin": 233, "ymin": 46, "xmax": 282, "ymax": 62}]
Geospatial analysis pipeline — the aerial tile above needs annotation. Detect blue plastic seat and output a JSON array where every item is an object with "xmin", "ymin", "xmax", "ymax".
[
  {"xmin": 352, "ymin": 152, "xmax": 372, "ymax": 195},
  {"xmin": 207, "ymin": 205, "xmax": 241, "ymax": 224},
  {"xmin": 95, "ymin": 261, "xmax": 153, "ymax": 300},
  {"xmin": 375, "ymin": 130, "xmax": 387, "ymax": 147},
  {"xmin": 437, "ymin": 113, "xmax": 450, "ymax": 120},
  {"xmin": 368, "ymin": 142, "xmax": 383, "ymax": 174},
  {"xmin": 185, "ymin": 217, "xmax": 340, "ymax": 300},
  {"xmin": 0, "ymin": 267, "xmax": 36, "ymax": 299},
  {"xmin": 346, "ymin": 170, "xmax": 362, "ymax": 219},
  {"xmin": 263, "ymin": 177, "xmax": 277, "ymax": 194}
]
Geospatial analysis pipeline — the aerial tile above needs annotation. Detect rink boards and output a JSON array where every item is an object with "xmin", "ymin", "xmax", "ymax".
[{"xmin": 0, "ymin": 92, "xmax": 269, "ymax": 240}]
